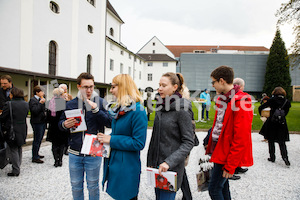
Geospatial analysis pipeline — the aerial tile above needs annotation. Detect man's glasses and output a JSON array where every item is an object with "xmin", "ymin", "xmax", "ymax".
[
  {"xmin": 81, "ymin": 85, "xmax": 94, "ymax": 90},
  {"xmin": 211, "ymin": 80, "xmax": 217, "ymax": 85}
]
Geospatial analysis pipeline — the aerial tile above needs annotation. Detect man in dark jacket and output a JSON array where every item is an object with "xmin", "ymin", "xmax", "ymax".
[
  {"xmin": 59, "ymin": 73, "xmax": 112, "ymax": 200},
  {"xmin": 29, "ymin": 85, "xmax": 47, "ymax": 164},
  {"xmin": 0, "ymin": 75, "xmax": 13, "ymax": 111}
]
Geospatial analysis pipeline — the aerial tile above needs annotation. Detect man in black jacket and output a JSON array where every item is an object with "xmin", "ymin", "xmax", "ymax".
[
  {"xmin": 0, "ymin": 75, "xmax": 13, "ymax": 111},
  {"xmin": 29, "ymin": 86, "xmax": 46, "ymax": 164}
]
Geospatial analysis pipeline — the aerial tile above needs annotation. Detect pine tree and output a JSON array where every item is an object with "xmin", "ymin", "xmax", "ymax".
[{"xmin": 263, "ymin": 29, "xmax": 292, "ymax": 99}]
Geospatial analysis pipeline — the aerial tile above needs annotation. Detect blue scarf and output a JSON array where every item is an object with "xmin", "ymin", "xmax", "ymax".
[{"xmin": 107, "ymin": 101, "xmax": 136, "ymax": 119}]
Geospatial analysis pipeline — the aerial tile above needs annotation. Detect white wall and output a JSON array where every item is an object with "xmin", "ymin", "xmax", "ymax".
[
  {"xmin": 143, "ymin": 61, "xmax": 177, "ymax": 91},
  {"xmin": 0, "ymin": 0, "xmax": 22, "ymax": 69},
  {"xmin": 106, "ymin": 10, "xmax": 122, "ymax": 43},
  {"xmin": 138, "ymin": 36, "xmax": 175, "ymax": 58}
]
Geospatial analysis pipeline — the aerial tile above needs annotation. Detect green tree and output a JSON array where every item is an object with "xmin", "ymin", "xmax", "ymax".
[
  {"xmin": 263, "ymin": 29, "xmax": 292, "ymax": 99},
  {"xmin": 276, "ymin": 0, "xmax": 300, "ymax": 68}
]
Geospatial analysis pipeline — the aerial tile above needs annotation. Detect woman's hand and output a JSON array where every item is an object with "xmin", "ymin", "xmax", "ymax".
[
  {"xmin": 158, "ymin": 162, "xmax": 170, "ymax": 175},
  {"xmin": 97, "ymin": 132, "xmax": 111, "ymax": 144},
  {"xmin": 86, "ymin": 99, "xmax": 97, "ymax": 110}
]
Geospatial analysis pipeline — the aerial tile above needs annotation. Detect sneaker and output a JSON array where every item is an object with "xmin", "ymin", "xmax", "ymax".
[{"xmin": 207, "ymin": 118, "xmax": 210, "ymax": 121}]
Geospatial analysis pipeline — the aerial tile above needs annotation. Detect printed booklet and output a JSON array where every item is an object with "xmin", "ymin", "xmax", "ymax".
[
  {"xmin": 81, "ymin": 134, "xmax": 111, "ymax": 158},
  {"xmin": 64, "ymin": 109, "xmax": 87, "ymax": 133},
  {"xmin": 146, "ymin": 167, "xmax": 177, "ymax": 192}
]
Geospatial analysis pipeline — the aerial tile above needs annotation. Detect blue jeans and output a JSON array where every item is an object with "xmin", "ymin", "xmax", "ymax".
[
  {"xmin": 69, "ymin": 153, "xmax": 102, "ymax": 200},
  {"xmin": 202, "ymin": 104, "xmax": 209, "ymax": 119},
  {"xmin": 31, "ymin": 123, "xmax": 46, "ymax": 160},
  {"xmin": 155, "ymin": 188, "xmax": 176, "ymax": 200},
  {"xmin": 208, "ymin": 163, "xmax": 231, "ymax": 200}
]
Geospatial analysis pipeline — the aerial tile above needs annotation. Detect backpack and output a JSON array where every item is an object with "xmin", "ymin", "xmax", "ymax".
[{"xmin": 271, "ymin": 99, "xmax": 287, "ymax": 124}]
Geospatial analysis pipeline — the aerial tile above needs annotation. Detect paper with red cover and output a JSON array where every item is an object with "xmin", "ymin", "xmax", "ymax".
[
  {"xmin": 81, "ymin": 134, "xmax": 110, "ymax": 158},
  {"xmin": 65, "ymin": 109, "xmax": 87, "ymax": 133},
  {"xmin": 146, "ymin": 167, "xmax": 177, "ymax": 192}
]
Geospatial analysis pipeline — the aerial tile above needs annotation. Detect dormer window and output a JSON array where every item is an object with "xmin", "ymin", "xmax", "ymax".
[
  {"xmin": 153, "ymin": 42, "xmax": 155, "ymax": 46},
  {"xmin": 87, "ymin": 0, "xmax": 95, "ymax": 6},
  {"xmin": 50, "ymin": 1, "xmax": 59, "ymax": 14},
  {"xmin": 110, "ymin": 28, "xmax": 114, "ymax": 37},
  {"xmin": 88, "ymin": 25, "xmax": 93, "ymax": 33}
]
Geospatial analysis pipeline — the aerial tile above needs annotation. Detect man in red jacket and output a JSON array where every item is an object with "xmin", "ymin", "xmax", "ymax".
[{"xmin": 206, "ymin": 66, "xmax": 253, "ymax": 200}]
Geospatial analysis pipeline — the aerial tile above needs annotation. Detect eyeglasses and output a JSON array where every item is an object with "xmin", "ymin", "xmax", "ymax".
[
  {"xmin": 111, "ymin": 84, "xmax": 118, "ymax": 89},
  {"xmin": 211, "ymin": 80, "xmax": 217, "ymax": 85},
  {"xmin": 81, "ymin": 85, "xmax": 94, "ymax": 90}
]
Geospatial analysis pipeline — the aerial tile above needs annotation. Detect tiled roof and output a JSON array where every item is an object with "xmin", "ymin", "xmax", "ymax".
[
  {"xmin": 107, "ymin": 0, "xmax": 124, "ymax": 23},
  {"xmin": 166, "ymin": 45, "xmax": 270, "ymax": 57},
  {"xmin": 137, "ymin": 54, "xmax": 177, "ymax": 62}
]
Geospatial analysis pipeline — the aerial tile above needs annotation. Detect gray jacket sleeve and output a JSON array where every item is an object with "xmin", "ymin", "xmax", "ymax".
[{"xmin": 164, "ymin": 108, "xmax": 194, "ymax": 169}]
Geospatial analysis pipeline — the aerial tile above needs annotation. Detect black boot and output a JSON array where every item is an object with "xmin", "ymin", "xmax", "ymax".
[
  {"xmin": 283, "ymin": 158, "xmax": 290, "ymax": 166},
  {"xmin": 268, "ymin": 158, "xmax": 275, "ymax": 162},
  {"xmin": 52, "ymin": 146, "xmax": 59, "ymax": 167},
  {"xmin": 58, "ymin": 147, "xmax": 64, "ymax": 167}
]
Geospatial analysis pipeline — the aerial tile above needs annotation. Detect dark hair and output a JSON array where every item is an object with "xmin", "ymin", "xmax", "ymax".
[
  {"xmin": 77, "ymin": 73, "xmax": 94, "ymax": 85},
  {"xmin": 33, "ymin": 86, "xmax": 43, "ymax": 95},
  {"xmin": 162, "ymin": 72, "xmax": 184, "ymax": 93},
  {"xmin": 10, "ymin": 87, "xmax": 24, "ymax": 98},
  {"xmin": 0, "ymin": 75, "xmax": 12, "ymax": 83},
  {"xmin": 210, "ymin": 65, "xmax": 234, "ymax": 84},
  {"xmin": 272, "ymin": 87, "xmax": 286, "ymax": 97}
]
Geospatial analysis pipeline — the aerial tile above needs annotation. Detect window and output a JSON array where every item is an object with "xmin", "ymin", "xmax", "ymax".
[
  {"xmin": 153, "ymin": 50, "xmax": 155, "ymax": 54},
  {"xmin": 148, "ymin": 62, "xmax": 153, "ymax": 67},
  {"xmin": 163, "ymin": 62, "xmax": 168, "ymax": 67},
  {"xmin": 134, "ymin": 57, "xmax": 137, "ymax": 62},
  {"xmin": 153, "ymin": 42, "xmax": 155, "ymax": 46},
  {"xmin": 194, "ymin": 50, "xmax": 205, "ymax": 53},
  {"xmin": 48, "ymin": 41, "xmax": 57, "ymax": 75},
  {"xmin": 140, "ymin": 60, "xmax": 142, "ymax": 64},
  {"xmin": 110, "ymin": 59, "xmax": 114, "ymax": 71},
  {"xmin": 87, "ymin": 55, "xmax": 92, "ymax": 73},
  {"xmin": 129, "ymin": 54, "xmax": 131, "ymax": 59},
  {"xmin": 87, "ymin": 0, "xmax": 95, "ymax": 6},
  {"xmin": 120, "ymin": 63, "xmax": 123, "ymax": 73},
  {"xmin": 120, "ymin": 50, "xmax": 124, "ymax": 55},
  {"xmin": 110, "ymin": 43, "xmax": 114, "ymax": 50},
  {"xmin": 110, "ymin": 28, "xmax": 114, "ymax": 37},
  {"xmin": 147, "ymin": 74, "xmax": 153, "ymax": 81},
  {"xmin": 88, "ymin": 25, "xmax": 93, "ymax": 33},
  {"xmin": 49, "ymin": 1, "xmax": 59, "ymax": 14},
  {"xmin": 128, "ymin": 67, "xmax": 131, "ymax": 75},
  {"xmin": 139, "ymin": 71, "xmax": 141, "ymax": 80}
]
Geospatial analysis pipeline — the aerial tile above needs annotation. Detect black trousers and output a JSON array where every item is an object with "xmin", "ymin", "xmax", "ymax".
[
  {"xmin": 268, "ymin": 141, "xmax": 288, "ymax": 160},
  {"xmin": 181, "ymin": 168, "xmax": 192, "ymax": 200}
]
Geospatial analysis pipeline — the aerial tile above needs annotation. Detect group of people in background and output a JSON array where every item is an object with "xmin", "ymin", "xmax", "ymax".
[{"xmin": 0, "ymin": 64, "xmax": 292, "ymax": 200}]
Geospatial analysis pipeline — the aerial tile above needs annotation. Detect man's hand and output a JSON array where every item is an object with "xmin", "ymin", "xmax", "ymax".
[
  {"xmin": 64, "ymin": 118, "xmax": 77, "ymax": 128},
  {"xmin": 222, "ymin": 170, "xmax": 233, "ymax": 179},
  {"xmin": 158, "ymin": 162, "xmax": 170, "ymax": 175},
  {"xmin": 86, "ymin": 99, "xmax": 97, "ymax": 110},
  {"xmin": 40, "ymin": 98, "xmax": 46, "ymax": 104}
]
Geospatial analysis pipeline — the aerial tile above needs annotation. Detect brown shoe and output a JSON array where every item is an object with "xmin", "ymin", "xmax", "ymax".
[{"xmin": 32, "ymin": 159, "xmax": 44, "ymax": 164}]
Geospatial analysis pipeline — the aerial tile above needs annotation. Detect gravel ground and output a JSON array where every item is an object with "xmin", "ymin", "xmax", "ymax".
[{"xmin": 1, "ymin": 130, "xmax": 300, "ymax": 200}]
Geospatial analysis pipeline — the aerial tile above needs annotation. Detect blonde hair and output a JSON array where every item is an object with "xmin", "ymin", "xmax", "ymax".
[
  {"xmin": 112, "ymin": 74, "xmax": 143, "ymax": 106},
  {"xmin": 53, "ymin": 88, "xmax": 64, "ymax": 97}
]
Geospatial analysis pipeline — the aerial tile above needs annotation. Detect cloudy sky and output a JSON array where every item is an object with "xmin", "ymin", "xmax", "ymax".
[{"xmin": 108, "ymin": 0, "xmax": 295, "ymax": 53}]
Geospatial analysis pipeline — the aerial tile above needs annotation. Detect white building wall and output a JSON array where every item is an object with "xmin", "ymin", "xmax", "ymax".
[
  {"xmin": 106, "ymin": 11, "xmax": 122, "ymax": 43},
  {"xmin": 0, "ymin": 0, "xmax": 22, "ymax": 69},
  {"xmin": 143, "ymin": 61, "xmax": 177, "ymax": 91},
  {"xmin": 138, "ymin": 36, "xmax": 175, "ymax": 58}
]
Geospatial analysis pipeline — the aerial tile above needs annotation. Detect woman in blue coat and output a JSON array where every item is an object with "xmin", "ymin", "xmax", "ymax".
[{"xmin": 98, "ymin": 74, "xmax": 148, "ymax": 200}]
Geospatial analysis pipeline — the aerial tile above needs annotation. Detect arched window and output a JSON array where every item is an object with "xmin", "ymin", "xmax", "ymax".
[
  {"xmin": 87, "ymin": 55, "xmax": 92, "ymax": 73},
  {"xmin": 110, "ymin": 28, "xmax": 114, "ymax": 37},
  {"xmin": 49, "ymin": 1, "xmax": 60, "ymax": 14},
  {"xmin": 88, "ymin": 25, "xmax": 93, "ymax": 33},
  {"xmin": 49, "ymin": 41, "xmax": 57, "ymax": 75}
]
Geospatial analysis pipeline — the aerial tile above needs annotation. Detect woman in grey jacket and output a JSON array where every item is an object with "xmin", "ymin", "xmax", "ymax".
[{"xmin": 147, "ymin": 72, "xmax": 194, "ymax": 200}]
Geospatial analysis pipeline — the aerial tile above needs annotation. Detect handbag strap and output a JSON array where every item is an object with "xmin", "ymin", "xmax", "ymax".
[
  {"xmin": 280, "ymin": 99, "xmax": 288, "ymax": 110},
  {"xmin": 8, "ymin": 101, "xmax": 13, "ymax": 131}
]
